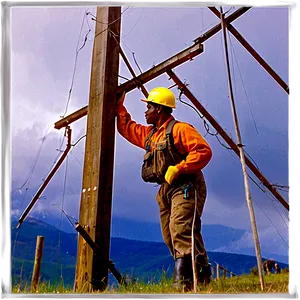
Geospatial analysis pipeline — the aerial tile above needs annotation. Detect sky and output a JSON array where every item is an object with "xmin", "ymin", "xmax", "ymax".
[{"xmin": 2, "ymin": 1, "xmax": 300, "ymax": 292}]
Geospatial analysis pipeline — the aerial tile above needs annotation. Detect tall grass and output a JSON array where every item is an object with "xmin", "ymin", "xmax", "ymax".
[{"xmin": 12, "ymin": 273, "xmax": 289, "ymax": 294}]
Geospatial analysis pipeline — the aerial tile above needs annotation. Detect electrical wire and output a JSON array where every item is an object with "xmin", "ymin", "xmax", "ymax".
[
  {"xmin": 61, "ymin": 8, "xmax": 91, "ymax": 118},
  {"xmin": 177, "ymin": 88, "xmax": 232, "ymax": 150},
  {"xmin": 71, "ymin": 134, "xmax": 86, "ymax": 147},
  {"xmin": 118, "ymin": 74, "xmax": 131, "ymax": 82},
  {"xmin": 223, "ymin": 6, "xmax": 234, "ymax": 15},
  {"xmin": 90, "ymin": 8, "xmax": 145, "ymax": 78},
  {"xmin": 176, "ymin": 81, "xmax": 289, "ymax": 249},
  {"xmin": 87, "ymin": 7, "xmax": 130, "ymax": 26},
  {"xmin": 107, "ymin": 27, "xmax": 144, "ymax": 79},
  {"xmin": 132, "ymin": 52, "xmax": 143, "ymax": 74},
  {"xmin": 248, "ymin": 174, "xmax": 289, "ymax": 226},
  {"xmin": 53, "ymin": 204, "xmax": 78, "ymax": 230},
  {"xmin": 13, "ymin": 122, "xmax": 55, "ymax": 196},
  {"xmin": 15, "ymin": 134, "xmax": 47, "ymax": 211},
  {"xmin": 228, "ymin": 33, "xmax": 259, "ymax": 134},
  {"xmin": 69, "ymin": 151, "xmax": 83, "ymax": 168},
  {"xmin": 252, "ymin": 197, "xmax": 288, "ymax": 248},
  {"xmin": 121, "ymin": 8, "xmax": 144, "ymax": 38},
  {"xmin": 55, "ymin": 155, "xmax": 69, "ymax": 279}
]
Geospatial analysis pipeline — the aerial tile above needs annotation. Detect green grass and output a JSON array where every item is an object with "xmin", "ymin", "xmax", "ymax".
[{"xmin": 12, "ymin": 273, "xmax": 289, "ymax": 294}]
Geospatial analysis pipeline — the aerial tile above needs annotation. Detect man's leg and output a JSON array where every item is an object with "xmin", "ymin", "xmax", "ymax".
[
  {"xmin": 193, "ymin": 174, "xmax": 211, "ymax": 284},
  {"xmin": 170, "ymin": 174, "xmax": 210, "ymax": 287},
  {"xmin": 156, "ymin": 185, "xmax": 174, "ymax": 256}
]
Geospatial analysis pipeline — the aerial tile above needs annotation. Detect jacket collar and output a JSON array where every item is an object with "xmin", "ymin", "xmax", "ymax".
[{"xmin": 155, "ymin": 115, "xmax": 174, "ymax": 132}]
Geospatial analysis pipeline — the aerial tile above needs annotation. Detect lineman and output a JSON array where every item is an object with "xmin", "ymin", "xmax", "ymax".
[{"xmin": 116, "ymin": 87, "xmax": 212, "ymax": 291}]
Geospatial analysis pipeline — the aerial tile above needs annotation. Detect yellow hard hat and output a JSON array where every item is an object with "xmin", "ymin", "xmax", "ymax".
[{"xmin": 141, "ymin": 87, "xmax": 176, "ymax": 108}]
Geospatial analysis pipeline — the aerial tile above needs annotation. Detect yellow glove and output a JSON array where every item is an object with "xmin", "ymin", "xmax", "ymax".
[{"xmin": 165, "ymin": 166, "xmax": 180, "ymax": 185}]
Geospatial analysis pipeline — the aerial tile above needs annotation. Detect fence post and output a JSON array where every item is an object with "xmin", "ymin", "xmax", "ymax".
[
  {"xmin": 31, "ymin": 236, "xmax": 44, "ymax": 292},
  {"xmin": 223, "ymin": 269, "xmax": 227, "ymax": 279},
  {"xmin": 217, "ymin": 264, "xmax": 220, "ymax": 280},
  {"xmin": 230, "ymin": 272, "xmax": 233, "ymax": 278}
]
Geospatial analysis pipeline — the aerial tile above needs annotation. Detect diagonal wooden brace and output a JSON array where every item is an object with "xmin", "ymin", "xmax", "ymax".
[
  {"xmin": 54, "ymin": 42, "xmax": 203, "ymax": 130},
  {"xmin": 54, "ymin": 7, "xmax": 251, "ymax": 130},
  {"xmin": 75, "ymin": 222, "xmax": 126, "ymax": 286},
  {"xmin": 166, "ymin": 69, "xmax": 289, "ymax": 211},
  {"xmin": 207, "ymin": 6, "xmax": 289, "ymax": 94},
  {"xmin": 16, "ymin": 126, "xmax": 72, "ymax": 229}
]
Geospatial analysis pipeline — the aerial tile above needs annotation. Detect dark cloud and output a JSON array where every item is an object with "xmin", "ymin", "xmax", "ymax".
[{"xmin": 10, "ymin": 6, "xmax": 290, "ymax": 259}]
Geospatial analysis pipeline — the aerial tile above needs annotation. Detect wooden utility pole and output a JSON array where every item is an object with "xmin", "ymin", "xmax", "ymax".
[
  {"xmin": 54, "ymin": 7, "xmax": 289, "ymax": 213},
  {"xmin": 74, "ymin": 6, "xmax": 121, "ymax": 292},
  {"xmin": 31, "ymin": 236, "xmax": 44, "ymax": 292},
  {"xmin": 219, "ymin": 7, "xmax": 264, "ymax": 291}
]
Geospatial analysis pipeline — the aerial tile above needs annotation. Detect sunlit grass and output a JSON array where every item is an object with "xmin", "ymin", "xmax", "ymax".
[{"xmin": 12, "ymin": 273, "xmax": 289, "ymax": 294}]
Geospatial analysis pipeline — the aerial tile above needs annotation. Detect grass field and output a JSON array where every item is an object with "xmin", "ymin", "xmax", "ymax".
[{"xmin": 12, "ymin": 273, "xmax": 289, "ymax": 294}]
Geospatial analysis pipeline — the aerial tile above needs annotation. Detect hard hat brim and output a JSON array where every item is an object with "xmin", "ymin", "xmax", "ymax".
[{"xmin": 141, "ymin": 98, "xmax": 176, "ymax": 108}]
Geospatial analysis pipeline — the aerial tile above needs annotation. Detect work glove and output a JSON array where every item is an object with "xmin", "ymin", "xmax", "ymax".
[{"xmin": 165, "ymin": 165, "xmax": 180, "ymax": 185}]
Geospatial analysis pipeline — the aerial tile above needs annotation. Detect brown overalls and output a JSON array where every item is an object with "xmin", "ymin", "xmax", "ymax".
[{"xmin": 142, "ymin": 119, "xmax": 208, "ymax": 266}]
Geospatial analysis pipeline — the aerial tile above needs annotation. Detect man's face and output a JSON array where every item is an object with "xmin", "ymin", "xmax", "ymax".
[{"xmin": 145, "ymin": 102, "xmax": 159, "ymax": 125}]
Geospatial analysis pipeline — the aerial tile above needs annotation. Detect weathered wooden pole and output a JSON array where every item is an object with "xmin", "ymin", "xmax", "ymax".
[
  {"xmin": 223, "ymin": 269, "xmax": 227, "ymax": 279},
  {"xmin": 30, "ymin": 236, "xmax": 44, "ymax": 292},
  {"xmin": 219, "ymin": 7, "xmax": 264, "ymax": 291},
  {"xmin": 74, "ymin": 222, "xmax": 126, "ymax": 286},
  {"xmin": 216, "ymin": 264, "xmax": 220, "ymax": 280},
  {"xmin": 74, "ymin": 6, "xmax": 121, "ymax": 292}
]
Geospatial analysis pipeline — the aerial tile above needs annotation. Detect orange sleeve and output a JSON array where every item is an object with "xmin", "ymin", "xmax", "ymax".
[
  {"xmin": 172, "ymin": 122, "xmax": 212, "ymax": 174},
  {"xmin": 116, "ymin": 103, "xmax": 152, "ymax": 149}
]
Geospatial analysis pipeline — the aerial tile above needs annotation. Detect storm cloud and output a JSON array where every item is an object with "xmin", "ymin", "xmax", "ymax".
[{"xmin": 9, "ymin": 5, "xmax": 290, "ymax": 261}]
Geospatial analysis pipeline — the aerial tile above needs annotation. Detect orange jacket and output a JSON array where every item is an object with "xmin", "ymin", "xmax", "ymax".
[{"xmin": 117, "ymin": 103, "xmax": 212, "ymax": 174}]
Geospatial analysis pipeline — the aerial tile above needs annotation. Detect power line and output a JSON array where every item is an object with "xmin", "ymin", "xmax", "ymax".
[
  {"xmin": 176, "ymin": 81, "xmax": 289, "ymax": 248},
  {"xmin": 87, "ymin": 7, "xmax": 130, "ymax": 26},
  {"xmin": 108, "ymin": 25, "xmax": 144, "ymax": 78},
  {"xmin": 118, "ymin": 74, "xmax": 131, "ymax": 82},
  {"xmin": 121, "ymin": 8, "xmax": 144, "ymax": 38},
  {"xmin": 229, "ymin": 33, "xmax": 259, "ymax": 134},
  {"xmin": 71, "ymin": 134, "xmax": 86, "ymax": 147},
  {"xmin": 61, "ymin": 8, "xmax": 91, "ymax": 118},
  {"xmin": 14, "ymin": 123, "xmax": 56, "ymax": 196},
  {"xmin": 55, "ymin": 155, "xmax": 69, "ymax": 278},
  {"xmin": 53, "ymin": 204, "xmax": 77, "ymax": 230},
  {"xmin": 248, "ymin": 174, "xmax": 289, "ymax": 227},
  {"xmin": 91, "ymin": 8, "xmax": 145, "ymax": 78},
  {"xmin": 18, "ymin": 139, "xmax": 43, "ymax": 189},
  {"xmin": 224, "ymin": 140, "xmax": 289, "ymax": 245},
  {"xmin": 177, "ymin": 85, "xmax": 233, "ymax": 150},
  {"xmin": 69, "ymin": 151, "xmax": 83, "ymax": 168},
  {"xmin": 252, "ymin": 197, "xmax": 288, "ymax": 249}
]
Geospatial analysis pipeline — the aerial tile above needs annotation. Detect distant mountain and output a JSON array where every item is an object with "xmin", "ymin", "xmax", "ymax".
[
  {"xmin": 12, "ymin": 212, "xmax": 246, "ymax": 248},
  {"xmin": 11, "ymin": 218, "xmax": 289, "ymax": 287},
  {"xmin": 12, "ymin": 213, "xmax": 288, "ymax": 264},
  {"xmin": 12, "ymin": 211, "xmax": 246, "ymax": 246}
]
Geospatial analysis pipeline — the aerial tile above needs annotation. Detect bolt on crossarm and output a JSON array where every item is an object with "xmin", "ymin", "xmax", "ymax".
[{"xmin": 219, "ymin": 7, "xmax": 264, "ymax": 290}]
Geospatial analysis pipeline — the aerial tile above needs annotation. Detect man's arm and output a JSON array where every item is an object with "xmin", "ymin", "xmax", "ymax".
[
  {"xmin": 116, "ymin": 93, "xmax": 151, "ymax": 149},
  {"xmin": 173, "ymin": 122, "xmax": 212, "ymax": 174}
]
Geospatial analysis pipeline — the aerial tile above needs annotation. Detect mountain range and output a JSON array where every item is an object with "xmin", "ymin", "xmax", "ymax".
[
  {"xmin": 11, "ymin": 212, "xmax": 289, "ymax": 264},
  {"xmin": 10, "ymin": 217, "xmax": 289, "ymax": 287}
]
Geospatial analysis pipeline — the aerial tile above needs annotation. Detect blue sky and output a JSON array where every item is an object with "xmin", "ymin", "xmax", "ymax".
[{"xmin": 4, "ymin": 2, "xmax": 300, "ymax": 286}]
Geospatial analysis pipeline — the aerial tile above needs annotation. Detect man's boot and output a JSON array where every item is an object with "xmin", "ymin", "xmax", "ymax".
[
  {"xmin": 197, "ymin": 263, "xmax": 212, "ymax": 286},
  {"xmin": 173, "ymin": 256, "xmax": 193, "ymax": 292}
]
